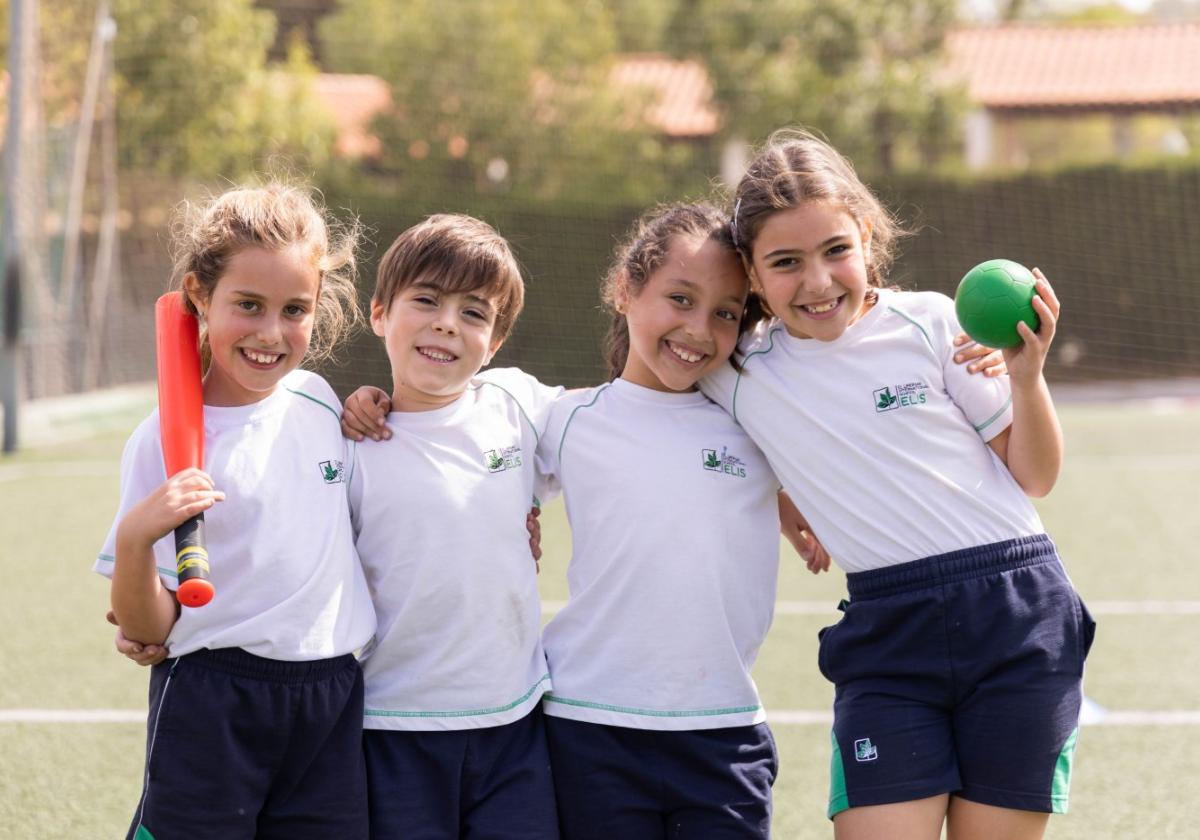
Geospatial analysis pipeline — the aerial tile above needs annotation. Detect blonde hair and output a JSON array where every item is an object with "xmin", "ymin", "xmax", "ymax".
[
  {"xmin": 732, "ymin": 128, "xmax": 907, "ymax": 290},
  {"xmin": 601, "ymin": 202, "xmax": 760, "ymax": 380},
  {"xmin": 170, "ymin": 181, "xmax": 362, "ymax": 366},
  {"xmin": 372, "ymin": 214, "xmax": 525, "ymax": 343}
]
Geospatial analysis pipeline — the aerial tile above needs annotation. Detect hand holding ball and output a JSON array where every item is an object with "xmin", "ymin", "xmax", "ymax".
[{"xmin": 954, "ymin": 259, "xmax": 1040, "ymax": 348}]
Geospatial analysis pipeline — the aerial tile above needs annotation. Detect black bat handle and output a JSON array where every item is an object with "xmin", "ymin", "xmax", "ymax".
[{"xmin": 174, "ymin": 513, "xmax": 213, "ymax": 607}]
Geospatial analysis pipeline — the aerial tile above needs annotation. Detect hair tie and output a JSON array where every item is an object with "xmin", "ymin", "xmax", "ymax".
[{"xmin": 730, "ymin": 198, "xmax": 742, "ymax": 248}]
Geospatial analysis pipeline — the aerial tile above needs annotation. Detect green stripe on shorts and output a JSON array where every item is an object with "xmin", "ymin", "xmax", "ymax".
[
  {"xmin": 828, "ymin": 729, "xmax": 850, "ymax": 819},
  {"xmin": 1051, "ymin": 726, "xmax": 1079, "ymax": 814}
]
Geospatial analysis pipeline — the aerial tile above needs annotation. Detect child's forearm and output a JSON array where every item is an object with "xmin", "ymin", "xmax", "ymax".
[
  {"xmin": 1004, "ymin": 375, "xmax": 1063, "ymax": 498},
  {"xmin": 111, "ymin": 528, "xmax": 180, "ymax": 644}
]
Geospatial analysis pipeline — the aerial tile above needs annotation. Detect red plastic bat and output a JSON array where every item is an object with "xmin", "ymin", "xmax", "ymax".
[{"xmin": 155, "ymin": 292, "xmax": 213, "ymax": 607}]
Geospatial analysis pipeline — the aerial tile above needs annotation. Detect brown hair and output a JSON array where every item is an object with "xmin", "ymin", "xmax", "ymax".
[
  {"xmin": 170, "ymin": 181, "xmax": 362, "ymax": 366},
  {"xmin": 601, "ymin": 201, "xmax": 761, "ymax": 380},
  {"xmin": 372, "ymin": 214, "xmax": 525, "ymax": 343},
  {"xmin": 731, "ymin": 128, "xmax": 907, "ymax": 291}
]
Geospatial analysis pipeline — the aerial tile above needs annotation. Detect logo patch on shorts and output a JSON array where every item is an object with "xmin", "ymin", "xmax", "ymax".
[
  {"xmin": 319, "ymin": 460, "xmax": 344, "ymax": 484},
  {"xmin": 854, "ymin": 738, "xmax": 878, "ymax": 762}
]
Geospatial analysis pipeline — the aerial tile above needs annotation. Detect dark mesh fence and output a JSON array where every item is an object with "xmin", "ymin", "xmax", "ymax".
[
  {"xmin": 314, "ymin": 165, "xmax": 1200, "ymax": 397},
  {"xmin": 887, "ymin": 165, "xmax": 1200, "ymax": 383},
  {"xmin": 29, "ymin": 156, "xmax": 1199, "ymax": 402}
]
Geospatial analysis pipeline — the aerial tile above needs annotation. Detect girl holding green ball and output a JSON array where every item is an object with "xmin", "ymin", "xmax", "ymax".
[{"xmin": 700, "ymin": 128, "xmax": 1091, "ymax": 840}]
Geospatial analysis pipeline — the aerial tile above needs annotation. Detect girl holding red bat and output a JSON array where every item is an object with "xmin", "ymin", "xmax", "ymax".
[{"xmin": 95, "ymin": 182, "xmax": 376, "ymax": 840}]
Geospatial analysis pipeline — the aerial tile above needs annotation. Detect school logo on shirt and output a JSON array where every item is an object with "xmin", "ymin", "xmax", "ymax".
[
  {"xmin": 854, "ymin": 738, "xmax": 878, "ymax": 762},
  {"xmin": 873, "ymin": 382, "xmax": 929, "ymax": 413},
  {"xmin": 702, "ymin": 447, "xmax": 747, "ymax": 478},
  {"xmin": 484, "ymin": 445, "xmax": 523, "ymax": 473},
  {"xmin": 319, "ymin": 459, "xmax": 345, "ymax": 484}
]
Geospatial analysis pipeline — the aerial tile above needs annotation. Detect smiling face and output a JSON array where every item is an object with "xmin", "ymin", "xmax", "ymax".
[
  {"xmin": 748, "ymin": 201, "xmax": 873, "ymax": 342},
  {"xmin": 187, "ymin": 245, "xmax": 320, "ymax": 407},
  {"xmin": 618, "ymin": 234, "xmax": 748, "ymax": 393},
  {"xmin": 371, "ymin": 280, "xmax": 503, "ymax": 411}
]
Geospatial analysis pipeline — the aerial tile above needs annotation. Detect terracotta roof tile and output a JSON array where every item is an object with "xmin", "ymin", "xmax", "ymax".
[
  {"xmin": 311, "ymin": 73, "xmax": 392, "ymax": 158},
  {"xmin": 946, "ymin": 23, "xmax": 1200, "ymax": 110},
  {"xmin": 610, "ymin": 54, "xmax": 720, "ymax": 137}
]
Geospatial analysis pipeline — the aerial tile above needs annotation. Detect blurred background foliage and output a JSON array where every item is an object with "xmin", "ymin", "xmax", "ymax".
[{"xmin": 1, "ymin": 0, "xmax": 1198, "ymax": 399}]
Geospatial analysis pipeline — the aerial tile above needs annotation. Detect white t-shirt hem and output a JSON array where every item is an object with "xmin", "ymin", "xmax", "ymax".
[
  {"xmin": 362, "ymin": 674, "xmax": 550, "ymax": 732},
  {"xmin": 542, "ymin": 693, "xmax": 767, "ymax": 731}
]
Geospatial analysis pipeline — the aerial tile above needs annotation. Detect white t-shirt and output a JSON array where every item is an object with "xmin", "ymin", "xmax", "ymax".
[
  {"xmin": 537, "ymin": 379, "xmax": 781, "ymax": 730},
  {"xmin": 349, "ymin": 368, "xmax": 563, "ymax": 731},
  {"xmin": 95, "ymin": 370, "xmax": 376, "ymax": 660},
  {"xmin": 701, "ymin": 289, "xmax": 1043, "ymax": 573}
]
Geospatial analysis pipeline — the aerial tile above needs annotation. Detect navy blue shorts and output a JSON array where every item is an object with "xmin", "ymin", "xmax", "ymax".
[
  {"xmin": 818, "ymin": 534, "xmax": 1096, "ymax": 818},
  {"xmin": 128, "ymin": 647, "xmax": 367, "ymax": 840},
  {"xmin": 544, "ymin": 715, "xmax": 778, "ymax": 839},
  {"xmin": 363, "ymin": 705, "xmax": 559, "ymax": 839}
]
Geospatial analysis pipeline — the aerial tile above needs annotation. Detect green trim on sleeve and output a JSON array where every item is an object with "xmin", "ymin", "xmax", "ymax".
[
  {"xmin": 478, "ymin": 378, "xmax": 541, "ymax": 444},
  {"xmin": 345, "ymin": 438, "xmax": 357, "ymax": 488},
  {"xmin": 732, "ymin": 326, "xmax": 784, "ymax": 423},
  {"xmin": 557, "ymin": 384, "xmax": 610, "ymax": 465},
  {"xmin": 886, "ymin": 305, "xmax": 934, "ymax": 350},
  {"xmin": 97, "ymin": 553, "xmax": 175, "ymax": 579},
  {"xmin": 827, "ymin": 730, "xmax": 850, "ymax": 819},
  {"xmin": 543, "ymin": 693, "xmax": 760, "ymax": 718},
  {"xmin": 1051, "ymin": 727, "xmax": 1079, "ymax": 814},
  {"xmin": 284, "ymin": 385, "xmax": 342, "ymax": 422},
  {"xmin": 973, "ymin": 394, "xmax": 1013, "ymax": 434},
  {"xmin": 365, "ymin": 674, "xmax": 550, "ymax": 719}
]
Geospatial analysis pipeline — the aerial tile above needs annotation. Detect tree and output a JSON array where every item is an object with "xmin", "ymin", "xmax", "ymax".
[
  {"xmin": 1, "ymin": 0, "xmax": 95, "ymax": 127},
  {"xmin": 1, "ymin": 0, "xmax": 334, "ymax": 181},
  {"xmin": 113, "ymin": 0, "xmax": 334, "ymax": 179},
  {"xmin": 606, "ymin": 0, "xmax": 677, "ymax": 52},
  {"xmin": 665, "ymin": 0, "xmax": 965, "ymax": 175},
  {"xmin": 320, "ymin": 0, "xmax": 690, "ymax": 203},
  {"xmin": 1055, "ymin": 3, "xmax": 1143, "ymax": 23}
]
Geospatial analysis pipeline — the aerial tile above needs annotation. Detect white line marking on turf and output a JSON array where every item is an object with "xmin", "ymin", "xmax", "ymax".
[
  {"xmin": 1068, "ymin": 453, "xmax": 1200, "ymax": 469},
  {"xmin": 4, "ymin": 708, "xmax": 1200, "ymax": 726},
  {"xmin": 1090, "ymin": 711, "xmax": 1200, "ymax": 726},
  {"xmin": 771, "ymin": 711, "xmax": 833, "ymax": 725},
  {"xmin": 542, "ymin": 600, "xmax": 1200, "ymax": 616},
  {"xmin": 0, "ymin": 709, "xmax": 145, "ymax": 723},
  {"xmin": 0, "ymin": 461, "xmax": 116, "ymax": 482},
  {"xmin": 1089, "ymin": 601, "xmax": 1200, "ymax": 615}
]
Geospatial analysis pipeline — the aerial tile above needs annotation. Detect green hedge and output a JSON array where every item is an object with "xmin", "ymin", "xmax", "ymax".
[{"xmin": 320, "ymin": 164, "xmax": 1200, "ymax": 396}]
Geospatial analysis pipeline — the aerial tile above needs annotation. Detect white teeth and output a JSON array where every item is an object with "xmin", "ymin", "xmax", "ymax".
[
  {"xmin": 419, "ymin": 347, "xmax": 455, "ymax": 362},
  {"xmin": 803, "ymin": 299, "xmax": 839, "ymax": 314},
  {"xmin": 242, "ymin": 349, "xmax": 281, "ymax": 364},
  {"xmin": 667, "ymin": 342, "xmax": 705, "ymax": 363}
]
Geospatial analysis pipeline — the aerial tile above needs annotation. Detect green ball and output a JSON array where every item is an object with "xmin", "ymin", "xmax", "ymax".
[{"xmin": 954, "ymin": 259, "xmax": 1039, "ymax": 348}]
